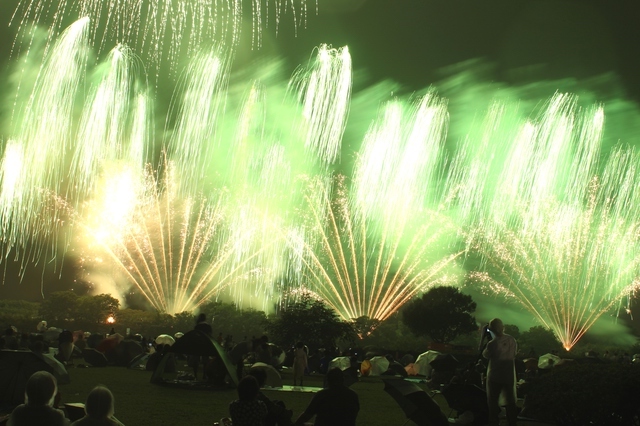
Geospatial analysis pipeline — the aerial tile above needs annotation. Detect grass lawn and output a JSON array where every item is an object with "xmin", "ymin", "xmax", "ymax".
[{"xmin": 57, "ymin": 362, "xmax": 453, "ymax": 426}]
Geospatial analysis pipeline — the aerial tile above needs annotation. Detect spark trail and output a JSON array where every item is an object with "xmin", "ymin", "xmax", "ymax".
[
  {"xmin": 288, "ymin": 93, "xmax": 464, "ymax": 323},
  {"xmin": 460, "ymin": 94, "xmax": 640, "ymax": 350},
  {"xmin": 78, "ymin": 162, "xmax": 280, "ymax": 314},
  {"xmin": 12, "ymin": 0, "xmax": 317, "ymax": 76}
]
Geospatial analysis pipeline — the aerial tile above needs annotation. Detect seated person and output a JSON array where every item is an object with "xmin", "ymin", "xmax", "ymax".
[
  {"xmin": 71, "ymin": 386, "xmax": 124, "ymax": 426},
  {"xmin": 294, "ymin": 368, "xmax": 359, "ymax": 426},
  {"xmin": 229, "ymin": 376, "xmax": 268, "ymax": 426},
  {"xmin": 8, "ymin": 371, "xmax": 70, "ymax": 426},
  {"xmin": 247, "ymin": 369, "xmax": 292, "ymax": 426}
]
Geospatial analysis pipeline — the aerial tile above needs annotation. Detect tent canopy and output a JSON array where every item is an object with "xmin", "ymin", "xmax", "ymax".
[
  {"xmin": 0, "ymin": 350, "xmax": 69, "ymax": 406},
  {"xmin": 151, "ymin": 330, "xmax": 238, "ymax": 387}
]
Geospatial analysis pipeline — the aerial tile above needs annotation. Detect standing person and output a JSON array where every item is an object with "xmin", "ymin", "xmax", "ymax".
[
  {"xmin": 7, "ymin": 371, "xmax": 70, "ymax": 426},
  {"xmin": 293, "ymin": 368, "xmax": 359, "ymax": 426},
  {"xmin": 71, "ymin": 386, "xmax": 124, "ymax": 426},
  {"xmin": 191, "ymin": 313, "xmax": 213, "ymax": 380},
  {"xmin": 482, "ymin": 318, "xmax": 518, "ymax": 426},
  {"xmin": 194, "ymin": 313, "xmax": 213, "ymax": 336},
  {"xmin": 292, "ymin": 342, "xmax": 308, "ymax": 387}
]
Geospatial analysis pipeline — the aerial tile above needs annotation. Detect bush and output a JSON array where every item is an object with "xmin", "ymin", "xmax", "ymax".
[{"xmin": 522, "ymin": 363, "xmax": 640, "ymax": 426}]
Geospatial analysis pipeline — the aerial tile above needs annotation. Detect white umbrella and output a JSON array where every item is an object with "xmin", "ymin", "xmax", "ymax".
[
  {"xmin": 328, "ymin": 356, "xmax": 351, "ymax": 371},
  {"xmin": 155, "ymin": 334, "xmax": 175, "ymax": 346},
  {"xmin": 538, "ymin": 353, "xmax": 561, "ymax": 369},
  {"xmin": 413, "ymin": 350, "xmax": 441, "ymax": 377},
  {"xmin": 250, "ymin": 362, "xmax": 283, "ymax": 388},
  {"xmin": 368, "ymin": 356, "xmax": 390, "ymax": 376}
]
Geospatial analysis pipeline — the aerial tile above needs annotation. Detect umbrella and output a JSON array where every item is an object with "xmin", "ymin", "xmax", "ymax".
[
  {"xmin": 538, "ymin": 353, "xmax": 561, "ymax": 370},
  {"xmin": 382, "ymin": 377, "xmax": 448, "ymax": 426},
  {"xmin": 405, "ymin": 363, "xmax": 418, "ymax": 376},
  {"xmin": 369, "ymin": 356, "xmax": 390, "ymax": 376},
  {"xmin": 43, "ymin": 328, "xmax": 62, "ymax": 343},
  {"xmin": 413, "ymin": 350, "xmax": 441, "ymax": 377},
  {"xmin": 429, "ymin": 353, "xmax": 459, "ymax": 372},
  {"xmin": 267, "ymin": 343, "xmax": 285, "ymax": 366},
  {"xmin": 384, "ymin": 361, "xmax": 408, "ymax": 377},
  {"xmin": 328, "ymin": 356, "xmax": 351, "ymax": 371},
  {"xmin": 441, "ymin": 383, "xmax": 488, "ymax": 417},
  {"xmin": 86, "ymin": 333, "xmax": 103, "ymax": 349},
  {"xmin": 39, "ymin": 353, "xmax": 70, "ymax": 384},
  {"xmin": 230, "ymin": 341, "xmax": 251, "ymax": 363},
  {"xmin": 155, "ymin": 334, "xmax": 176, "ymax": 346},
  {"xmin": 82, "ymin": 348, "xmax": 108, "ymax": 367},
  {"xmin": 96, "ymin": 333, "xmax": 124, "ymax": 353},
  {"xmin": 174, "ymin": 332, "xmax": 184, "ymax": 339},
  {"xmin": 360, "ymin": 359, "xmax": 372, "ymax": 376},
  {"xmin": 114, "ymin": 340, "xmax": 145, "ymax": 366},
  {"xmin": 249, "ymin": 362, "xmax": 283, "ymax": 388}
]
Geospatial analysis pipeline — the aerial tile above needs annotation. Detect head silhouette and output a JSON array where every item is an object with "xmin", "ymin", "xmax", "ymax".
[
  {"xmin": 237, "ymin": 376, "xmax": 260, "ymax": 401},
  {"xmin": 25, "ymin": 371, "xmax": 57, "ymax": 406},
  {"xmin": 488, "ymin": 318, "xmax": 504, "ymax": 336},
  {"xmin": 85, "ymin": 386, "xmax": 115, "ymax": 419},
  {"xmin": 326, "ymin": 368, "xmax": 345, "ymax": 388}
]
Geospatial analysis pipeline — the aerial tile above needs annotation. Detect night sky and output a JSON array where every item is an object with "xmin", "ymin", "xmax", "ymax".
[{"xmin": 0, "ymin": 0, "xmax": 639, "ymax": 337}]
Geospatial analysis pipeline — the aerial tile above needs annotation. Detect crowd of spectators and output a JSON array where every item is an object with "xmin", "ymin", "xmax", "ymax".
[{"xmin": 2, "ymin": 319, "xmax": 639, "ymax": 426}]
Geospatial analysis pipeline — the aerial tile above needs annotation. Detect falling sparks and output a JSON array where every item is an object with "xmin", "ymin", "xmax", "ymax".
[
  {"xmin": 78, "ymin": 162, "xmax": 282, "ymax": 314},
  {"xmin": 287, "ymin": 93, "xmax": 464, "ymax": 323},
  {"xmin": 289, "ymin": 175, "xmax": 462, "ymax": 323},
  {"xmin": 461, "ymin": 95, "xmax": 640, "ymax": 351},
  {"xmin": 290, "ymin": 44, "xmax": 352, "ymax": 165},
  {"xmin": 11, "ymin": 0, "xmax": 317, "ymax": 76},
  {"xmin": 1, "ymin": 12, "xmax": 639, "ymax": 340}
]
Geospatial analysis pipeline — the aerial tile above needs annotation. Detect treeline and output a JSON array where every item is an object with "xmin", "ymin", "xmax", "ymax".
[{"xmin": 2, "ymin": 288, "xmax": 636, "ymax": 357}]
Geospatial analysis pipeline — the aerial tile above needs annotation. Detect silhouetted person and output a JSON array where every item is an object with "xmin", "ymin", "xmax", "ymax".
[
  {"xmin": 482, "ymin": 318, "xmax": 518, "ymax": 426},
  {"xmin": 292, "ymin": 342, "xmax": 308, "ymax": 387},
  {"xmin": 71, "ymin": 386, "xmax": 124, "ymax": 426},
  {"xmin": 247, "ymin": 369, "xmax": 292, "ymax": 426},
  {"xmin": 8, "ymin": 371, "xmax": 70, "ymax": 426},
  {"xmin": 57, "ymin": 329, "xmax": 74, "ymax": 364},
  {"xmin": 194, "ymin": 313, "xmax": 213, "ymax": 336},
  {"xmin": 191, "ymin": 313, "xmax": 212, "ymax": 379},
  {"xmin": 229, "ymin": 376, "xmax": 268, "ymax": 426},
  {"xmin": 3, "ymin": 326, "xmax": 18, "ymax": 349},
  {"xmin": 294, "ymin": 368, "xmax": 359, "ymax": 426}
]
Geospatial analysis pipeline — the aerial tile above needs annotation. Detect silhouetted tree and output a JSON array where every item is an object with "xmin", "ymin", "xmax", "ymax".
[
  {"xmin": 200, "ymin": 301, "xmax": 268, "ymax": 340},
  {"xmin": 519, "ymin": 325, "xmax": 561, "ymax": 354},
  {"xmin": 351, "ymin": 316, "xmax": 381, "ymax": 338},
  {"xmin": 39, "ymin": 291, "xmax": 80, "ymax": 325},
  {"xmin": 402, "ymin": 286, "xmax": 477, "ymax": 343},
  {"xmin": 0, "ymin": 299, "xmax": 40, "ymax": 332},
  {"xmin": 75, "ymin": 294, "xmax": 120, "ymax": 328},
  {"xmin": 266, "ymin": 295, "xmax": 355, "ymax": 349},
  {"xmin": 504, "ymin": 324, "xmax": 521, "ymax": 340}
]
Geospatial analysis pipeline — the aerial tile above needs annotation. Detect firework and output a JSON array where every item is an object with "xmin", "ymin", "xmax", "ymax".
[
  {"xmin": 288, "ymin": 93, "xmax": 464, "ymax": 323},
  {"xmin": 77, "ymin": 161, "xmax": 286, "ymax": 314},
  {"xmin": 11, "ymin": 0, "xmax": 317, "ymax": 76},
  {"xmin": 463, "ymin": 94, "xmax": 640, "ymax": 350},
  {"xmin": 1, "ymin": 18, "xmax": 149, "ymax": 267},
  {"xmin": 1, "ymin": 16, "xmax": 347, "ymax": 312}
]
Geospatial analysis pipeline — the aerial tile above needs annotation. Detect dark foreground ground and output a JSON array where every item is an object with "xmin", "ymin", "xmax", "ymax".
[{"xmin": 0, "ymin": 361, "xmax": 556, "ymax": 426}]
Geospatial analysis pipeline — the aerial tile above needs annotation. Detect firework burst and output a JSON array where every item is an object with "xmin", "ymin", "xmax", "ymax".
[{"xmin": 462, "ymin": 94, "xmax": 640, "ymax": 350}]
